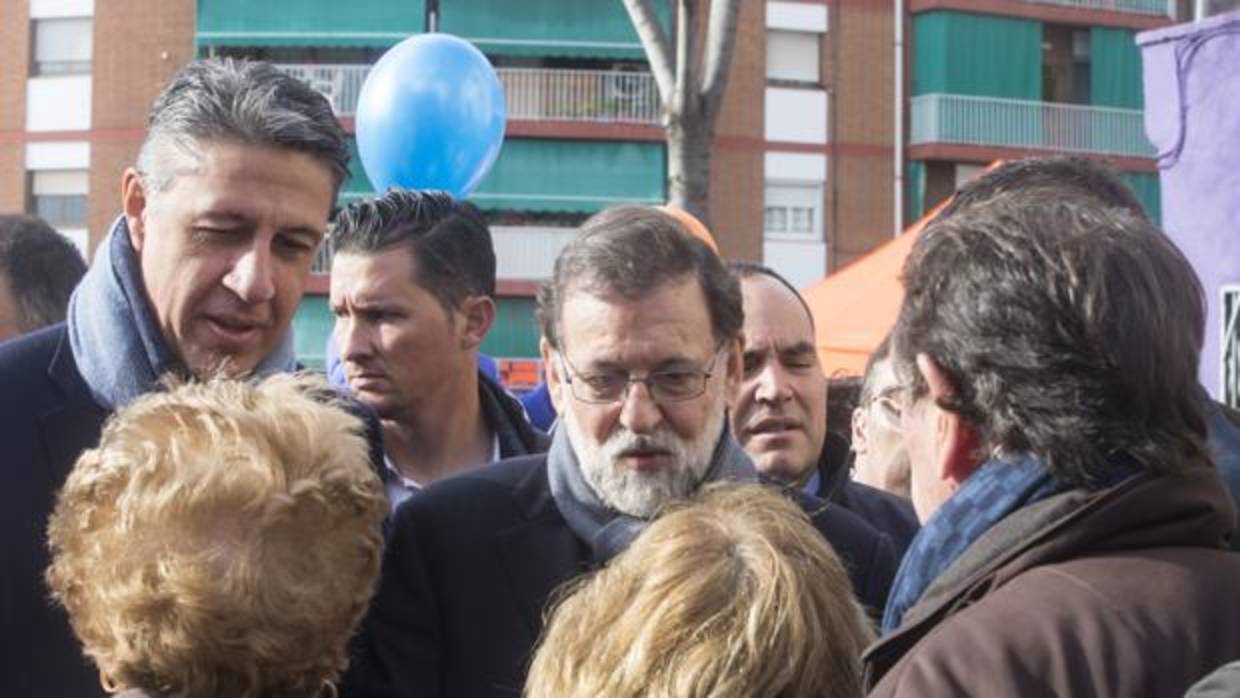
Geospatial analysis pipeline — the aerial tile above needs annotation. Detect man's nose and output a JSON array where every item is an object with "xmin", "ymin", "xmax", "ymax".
[
  {"xmin": 753, "ymin": 364, "xmax": 792, "ymax": 403},
  {"xmin": 223, "ymin": 245, "xmax": 275, "ymax": 304},
  {"xmin": 618, "ymin": 380, "xmax": 663, "ymax": 434}
]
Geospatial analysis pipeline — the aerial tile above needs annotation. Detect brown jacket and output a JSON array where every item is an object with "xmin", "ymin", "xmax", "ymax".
[{"xmin": 865, "ymin": 465, "xmax": 1240, "ymax": 698}]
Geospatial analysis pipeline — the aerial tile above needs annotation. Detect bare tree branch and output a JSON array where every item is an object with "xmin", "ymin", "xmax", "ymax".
[
  {"xmin": 699, "ymin": 0, "xmax": 741, "ymax": 116},
  {"xmin": 621, "ymin": 0, "xmax": 675, "ymax": 106},
  {"xmin": 673, "ymin": 0, "xmax": 698, "ymax": 118}
]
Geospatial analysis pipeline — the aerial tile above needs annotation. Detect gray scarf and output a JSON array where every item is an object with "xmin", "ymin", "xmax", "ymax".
[
  {"xmin": 67, "ymin": 216, "xmax": 297, "ymax": 409},
  {"xmin": 547, "ymin": 419, "xmax": 757, "ymax": 563}
]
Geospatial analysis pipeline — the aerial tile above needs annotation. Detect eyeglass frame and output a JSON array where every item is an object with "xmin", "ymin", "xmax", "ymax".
[
  {"xmin": 862, "ymin": 384, "xmax": 908, "ymax": 430},
  {"xmin": 555, "ymin": 344, "xmax": 729, "ymax": 405}
]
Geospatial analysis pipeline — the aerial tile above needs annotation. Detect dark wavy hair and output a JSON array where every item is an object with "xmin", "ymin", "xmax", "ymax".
[{"xmin": 893, "ymin": 196, "xmax": 1209, "ymax": 486}]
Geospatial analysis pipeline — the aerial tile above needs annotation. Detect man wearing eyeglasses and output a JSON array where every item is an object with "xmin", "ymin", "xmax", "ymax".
[
  {"xmin": 729, "ymin": 263, "xmax": 918, "ymax": 554},
  {"xmin": 851, "ymin": 335, "xmax": 913, "ymax": 499},
  {"xmin": 341, "ymin": 206, "xmax": 898, "ymax": 698}
]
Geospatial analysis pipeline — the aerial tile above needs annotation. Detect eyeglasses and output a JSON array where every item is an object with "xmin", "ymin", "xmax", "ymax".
[
  {"xmin": 865, "ymin": 385, "xmax": 908, "ymax": 429},
  {"xmin": 557, "ymin": 347, "xmax": 725, "ymax": 404}
]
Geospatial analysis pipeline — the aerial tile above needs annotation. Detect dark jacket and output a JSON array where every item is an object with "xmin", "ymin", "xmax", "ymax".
[
  {"xmin": 0, "ymin": 324, "xmax": 385, "ymax": 698},
  {"xmin": 340, "ymin": 453, "xmax": 898, "ymax": 698},
  {"xmin": 818, "ymin": 430, "xmax": 920, "ymax": 555},
  {"xmin": 863, "ymin": 464, "xmax": 1240, "ymax": 697},
  {"xmin": 477, "ymin": 371, "xmax": 550, "ymax": 458}
]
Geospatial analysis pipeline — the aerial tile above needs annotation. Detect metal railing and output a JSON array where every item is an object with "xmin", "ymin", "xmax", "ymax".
[
  {"xmin": 274, "ymin": 63, "xmax": 661, "ymax": 124},
  {"xmin": 910, "ymin": 93, "xmax": 1156, "ymax": 159},
  {"xmin": 1021, "ymin": 0, "xmax": 1172, "ymax": 16}
]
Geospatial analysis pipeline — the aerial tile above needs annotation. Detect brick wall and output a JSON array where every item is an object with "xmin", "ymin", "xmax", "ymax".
[
  {"xmin": 88, "ymin": 0, "xmax": 195, "ymax": 252},
  {"xmin": 0, "ymin": 0, "xmax": 30, "ymax": 211}
]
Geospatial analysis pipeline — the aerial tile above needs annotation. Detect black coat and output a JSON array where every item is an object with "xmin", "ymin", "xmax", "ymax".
[
  {"xmin": 340, "ymin": 453, "xmax": 899, "ymax": 698},
  {"xmin": 817, "ymin": 430, "xmax": 920, "ymax": 555},
  {"xmin": 0, "ymin": 325, "xmax": 111, "ymax": 698}
]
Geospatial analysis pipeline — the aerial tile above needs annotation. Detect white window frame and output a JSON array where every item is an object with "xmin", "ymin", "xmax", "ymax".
[
  {"xmin": 765, "ymin": 29, "xmax": 822, "ymax": 85},
  {"xmin": 32, "ymin": 16, "xmax": 92, "ymax": 76},
  {"xmin": 764, "ymin": 181, "xmax": 824, "ymax": 242}
]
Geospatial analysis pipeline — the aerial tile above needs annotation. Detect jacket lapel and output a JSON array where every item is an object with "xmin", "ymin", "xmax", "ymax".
[
  {"xmin": 494, "ymin": 459, "xmax": 591, "ymax": 634},
  {"xmin": 39, "ymin": 330, "xmax": 109, "ymax": 487}
]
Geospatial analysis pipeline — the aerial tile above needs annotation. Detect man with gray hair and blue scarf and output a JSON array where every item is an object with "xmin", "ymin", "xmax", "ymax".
[
  {"xmin": 340, "ymin": 205, "xmax": 897, "ymax": 698},
  {"xmin": 0, "ymin": 58, "xmax": 349, "ymax": 697}
]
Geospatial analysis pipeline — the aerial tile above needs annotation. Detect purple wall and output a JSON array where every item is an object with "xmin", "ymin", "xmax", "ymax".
[{"xmin": 1139, "ymin": 11, "xmax": 1240, "ymax": 398}]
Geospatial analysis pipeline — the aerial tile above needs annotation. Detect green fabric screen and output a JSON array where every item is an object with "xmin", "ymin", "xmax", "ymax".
[
  {"xmin": 197, "ymin": 0, "xmax": 424, "ymax": 47},
  {"xmin": 906, "ymin": 161, "xmax": 926, "ymax": 222},
  {"xmin": 340, "ymin": 139, "xmax": 374, "ymax": 203},
  {"xmin": 292, "ymin": 296, "xmax": 333, "ymax": 370},
  {"xmin": 470, "ymin": 138, "xmax": 666, "ymax": 213},
  {"xmin": 913, "ymin": 12, "xmax": 1042, "ymax": 99},
  {"xmin": 1090, "ymin": 28, "xmax": 1143, "ymax": 109},
  {"xmin": 481, "ymin": 297, "xmax": 540, "ymax": 359},
  {"xmin": 441, "ymin": 0, "xmax": 669, "ymax": 59},
  {"xmin": 1121, "ymin": 172, "xmax": 1161, "ymax": 225}
]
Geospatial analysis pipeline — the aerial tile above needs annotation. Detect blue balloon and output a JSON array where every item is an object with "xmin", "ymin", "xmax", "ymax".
[{"xmin": 356, "ymin": 34, "xmax": 506, "ymax": 198}]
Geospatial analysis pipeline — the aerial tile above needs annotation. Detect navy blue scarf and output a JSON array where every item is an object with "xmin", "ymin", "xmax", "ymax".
[
  {"xmin": 881, "ymin": 454, "xmax": 1060, "ymax": 634},
  {"xmin": 67, "ymin": 216, "xmax": 296, "ymax": 409}
]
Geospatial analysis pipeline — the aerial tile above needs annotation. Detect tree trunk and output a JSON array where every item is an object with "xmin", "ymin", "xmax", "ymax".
[{"xmin": 666, "ymin": 112, "xmax": 714, "ymax": 225}]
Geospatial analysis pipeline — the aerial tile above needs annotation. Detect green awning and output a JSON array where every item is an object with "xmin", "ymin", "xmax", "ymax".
[
  {"xmin": 292, "ymin": 296, "xmax": 334, "ymax": 370},
  {"xmin": 441, "ymin": 0, "xmax": 669, "ymax": 59},
  {"xmin": 336, "ymin": 137, "xmax": 665, "ymax": 213},
  {"xmin": 470, "ymin": 138, "xmax": 666, "ymax": 213},
  {"xmin": 197, "ymin": 0, "xmax": 424, "ymax": 48},
  {"xmin": 914, "ymin": 11, "xmax": 1041, "ymax": 99},
  {"xmin": 480, "ymin": 297, "xmax": 540, "ymax": 359}
]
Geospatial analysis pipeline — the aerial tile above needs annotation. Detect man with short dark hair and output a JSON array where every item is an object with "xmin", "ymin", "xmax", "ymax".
[
  {"xmin": 0, "ymin": 58, "xmax": 349, "ymax": 697},
  {"xmin": 728, "ymin": 261, "xmax": 918, "ymax": 553},
  {"xmin": 342, "ymin": 206, "xmax": 897, "ymax": 698},
  {"xmin": 0, "ymin": 214, "xmax": 86, "ymax": 342},
  {"xmin": 329, "ymin": 189, "xmax": 547, "ymax": 510},
  {"xmin": 864, "ymin": 194, "xmax": 1240, "ymax": 696}
]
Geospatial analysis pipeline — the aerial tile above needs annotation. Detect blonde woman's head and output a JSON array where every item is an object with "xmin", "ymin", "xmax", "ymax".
[
  {"xmin": 47, "ymin": 373, "xmax": 386, "ymax": 698},
  {"xmin": 525, "ymin": 482, "xmax": 875, "ymax": 698}
]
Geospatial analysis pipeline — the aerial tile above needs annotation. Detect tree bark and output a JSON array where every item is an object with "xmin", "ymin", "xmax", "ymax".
[{"xmin": 623, "ymin": 0, "xmax": 741, "ymax": 230}]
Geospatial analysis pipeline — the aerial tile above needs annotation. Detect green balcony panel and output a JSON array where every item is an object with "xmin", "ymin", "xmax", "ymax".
[
  {"xmin": 1091, "ymin": 28, "xmax": 1143, "ymax": 109},
  {"xmin": 906, "ymin": 160, "xmax": 926, "ymax": 222},
  {"xmin": 914, "ymin": 11, "xmax": 1041, "ymax": 100},
  {"xmin": 481, "ymin": 297, "xmax": 541, "ymax": 359},
  {"xmin": 441, "ymin": 0, "xmax": 669, "ymax": 59},
  {"xmin": 292, "ymin": 295, "xmax": 334, "ymax": 370},
  {"xmin": 1122, "ymin": 172, "xmax": 1162, "ymax": 225},
  {"xmin": 197, "ymin": 0, "xmax": 424, "ymax": 48},
  {"xmin": 470, "ymin": 138, "xmax": 666, "ymax": 213},
  {"xmin": 340, "ymin": 138, "xmax": 375, "ymax": 204}
]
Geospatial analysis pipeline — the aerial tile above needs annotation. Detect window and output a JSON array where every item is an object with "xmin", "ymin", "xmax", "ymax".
[
  {"xmin": 1224, "ymin": 286, "xmax": 1239, "ymax": 408},
  {"xmin": 30, "ymin": 170, "xmax": 88, "ymax": 229},
  {"xmin": 764, "ymin": 183, "xmax": 823, "ymax": 240},
  {"xmin": 32, "ymin": 17, "xmax": 92, "ymax": 76},
  {"xmin": 766, "ymin": 30, "xmax": 821, "ymax": 85}
]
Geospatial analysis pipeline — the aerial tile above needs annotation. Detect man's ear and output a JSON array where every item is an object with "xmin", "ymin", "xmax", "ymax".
[
  {"xmin": 916, "ymin": 353, "xmax": 982, "ymax": 486},
  {"xmin": 456, "ymin": 295, "xmax": 495, "ymax": 350},
  {"xmin": 121, "ymin": 167, "xmax": 148, "ymax": 252},
  {"xmin": 540, "ymin": 337, "xmax": 566, "ymax": 415},
  {"xmin": 850, "ymin": 407, "xmax": 869, "ymax": 455}
]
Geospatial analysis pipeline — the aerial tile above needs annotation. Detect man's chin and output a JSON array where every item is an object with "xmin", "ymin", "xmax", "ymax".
[{"xmin": 183, "ymin": 348, "xmax": 263, "ymax": 379}]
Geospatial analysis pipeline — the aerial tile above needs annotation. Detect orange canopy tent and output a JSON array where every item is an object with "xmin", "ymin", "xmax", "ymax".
[
  {"xmin": 801, "ymin": 203, "xmax": 944, "ymax": 377},
  {"xmin": 802, "ymin": 162, "xmax": 1001, "ymax": 376}
]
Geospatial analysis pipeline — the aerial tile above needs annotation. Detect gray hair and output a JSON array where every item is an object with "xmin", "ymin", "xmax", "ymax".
[
  {"xmin": 136, "ymin": 58, "xmax": 349, "ymax": 195},
  {"xmin": 537, "ymin": 206, "xmax": 742, "ymax": 350}
]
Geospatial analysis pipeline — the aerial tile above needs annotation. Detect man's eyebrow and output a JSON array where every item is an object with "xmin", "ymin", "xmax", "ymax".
[{"xmin": 780, "ymin": 341, "xmax": 817, "ymax": 356}]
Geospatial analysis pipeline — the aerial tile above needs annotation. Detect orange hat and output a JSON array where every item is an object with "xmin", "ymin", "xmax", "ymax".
[{"xmin": 659, "ymin": 205, "xmax": 719, "ymax": 255}]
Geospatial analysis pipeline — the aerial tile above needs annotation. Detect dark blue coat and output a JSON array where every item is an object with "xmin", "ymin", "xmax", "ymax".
[
  {"xmin": 0, "ymin": 324, "xmax": 110, "ymax": 698},
  {"xmin": 339, "ymin": 453, "xmax": 898, "ymax": 698}
]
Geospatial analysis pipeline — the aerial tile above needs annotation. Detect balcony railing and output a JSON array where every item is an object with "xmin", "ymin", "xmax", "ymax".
[
  {"xmin": 274, "ymin": 64, "xmax": 661, "ymax": 125},
  {"xmin": 1021, "ymin": 0, "xmax": 1172, "ymax": 16},
  {"xmin": 910, "ymin": 93, "xmax": 1156, "ymax": 159}
]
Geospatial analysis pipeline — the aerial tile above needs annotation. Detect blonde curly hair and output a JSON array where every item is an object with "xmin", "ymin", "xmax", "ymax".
[
  {"xmin": 525, "ymin": 483, "xmax": 875, "ymax": 698},
  {"xmin": 46, "ymin": 373, "xmax": 386, "ymax": 698}
]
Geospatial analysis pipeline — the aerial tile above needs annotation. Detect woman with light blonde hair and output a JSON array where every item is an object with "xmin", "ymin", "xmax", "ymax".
[
  {"xmin": 46, "ymin": 374, "xmax": 386, "ymax": 698},
  {"xmin": 524, "ymin": 482, "xmax": 875, "ymax": 698}
]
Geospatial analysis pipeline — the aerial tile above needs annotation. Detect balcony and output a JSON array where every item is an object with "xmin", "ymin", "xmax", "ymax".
[
  {"xmin": 274, "ymin": 64, "xmax": 661, "ymax": 125},
  {"xmin": 1020, "ymin": 0, "xmax": 1171, "ymax": 16},
  {"xmin": 910, "ymin": 93, "xmax": 1156, "ymax": 159}
]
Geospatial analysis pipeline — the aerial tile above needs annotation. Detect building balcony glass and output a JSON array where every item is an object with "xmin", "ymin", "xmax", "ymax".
[
  {"xmin": 1015, "ymin": 0, "xmax": 1171, "ymax": 17},
  {"xmin": 910, "ymin": 92, "xmax": 1156, "ymax": 159},
  {"xmin": 273, "ymin": 63, "xmax": 660, "ymax": 125}
]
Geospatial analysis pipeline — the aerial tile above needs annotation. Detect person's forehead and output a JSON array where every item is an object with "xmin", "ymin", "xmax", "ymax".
[
  {"xmin": 331, "ymin": 248, "xmax": 424, "ymax": 299},
  {"xmin": 559, "ymin": 278, "xmax": 716, "ymax": 362},
  {"xmin": 740, "ymin": 275, "xmax": 814, "ymax": 346}
]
